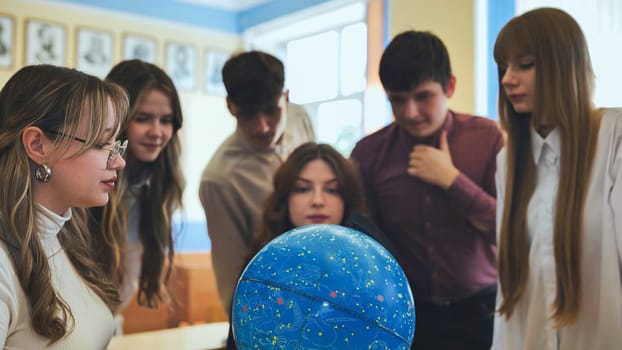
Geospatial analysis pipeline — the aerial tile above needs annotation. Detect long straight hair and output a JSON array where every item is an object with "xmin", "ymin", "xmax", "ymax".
[
  {"xmin": 494, "ymin": 7, "xmax": 601, "ymax": 327},
  {"xmin": 91, "ymin": 60, "xmax": 184, "ymax": 308},
  {"xmin": 0, "ymin": 65, "xmax": 127, "ymax": 342}
]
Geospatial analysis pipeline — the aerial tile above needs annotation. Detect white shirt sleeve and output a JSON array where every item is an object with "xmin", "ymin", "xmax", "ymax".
[
  {"xmin": 199, "ymin": 179, "xmax": 248, "ymax": 313},
  {"xmin": 495, "ymin": 148, "xmax": 506, "ymax": 240},
  {"xmin": 611, "ymin": 136, "xmax": 622, "ymax": 269},
  {"xmin": 491, "ymin": 148, "xmax": 506, "ymax": 350},
  {"xmin": 0, "ymin": 251, "xmax": 17, "ymax": 348},
  {"xmin": 0, "ymin": 302, "xmax": 8, "ymax": 348}
]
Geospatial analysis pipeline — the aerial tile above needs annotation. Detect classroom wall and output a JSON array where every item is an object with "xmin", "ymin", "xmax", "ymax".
[
  {"xmin": 2, "ymin": 0, "xmax": 483, "ymax": 250},
  {"xmin": 389, "ymin": 0, "xmax": 476, "ymax": 114},
  {"xmin": 1, "ymin": 0, "xmax": 239, "ymax": 225},
  {"xmin": 0, "ymin": 0, "xmax": 485, "ymax": 330}
]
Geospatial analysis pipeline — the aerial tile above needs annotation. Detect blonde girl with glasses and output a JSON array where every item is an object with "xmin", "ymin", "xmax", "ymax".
[
  {"xmin": 492, "ymin": 7, "xmax": 622, "ymax": 349},
  {"xmin": 89, "ymin": 60, "xmax": 184, "ymax": 329},
  {"xmin": 0, "ymin": 64, "xmax": 128, "ymax": 348}
]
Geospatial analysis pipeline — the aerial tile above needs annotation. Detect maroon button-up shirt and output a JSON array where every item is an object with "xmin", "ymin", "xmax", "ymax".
[{"xmin": 350, "ymin": 110, "xmax": 504, "ymax": 302}]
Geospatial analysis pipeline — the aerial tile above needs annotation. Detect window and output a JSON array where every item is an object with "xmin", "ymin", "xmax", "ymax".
[
  {"xmin": 245, "ymin": 1, "xmax": 368, "ymax": 155},
  {"xmin": 517, "ymin": 0, "xmax": 622, "ymax": 107}
]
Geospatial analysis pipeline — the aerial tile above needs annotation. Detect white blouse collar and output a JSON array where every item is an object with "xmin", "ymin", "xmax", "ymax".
[{"xmin": 530, "ymin": 127, "xmax": 561, "ymax": 165}]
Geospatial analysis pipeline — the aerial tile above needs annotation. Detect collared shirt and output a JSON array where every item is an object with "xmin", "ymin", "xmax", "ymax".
[
  {"xmin": 199, "ymin": 103, "xmax": 315, "ymax": 312},
  {"xmin": 492, "ymin": 108, "xmax": 622, "ymax": 350},
  {"xmin": 117, "ymin": 181, "xmax": 148, "ymax": 311},
  {"xmin": 350, "ymin": 110, "xmax": 503, "ymax": 302}
]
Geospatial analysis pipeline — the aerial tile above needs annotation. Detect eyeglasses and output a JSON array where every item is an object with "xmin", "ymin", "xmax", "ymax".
[{"xmin": 50, "ymin": 131, "xmax": 128, "ymax": 170}]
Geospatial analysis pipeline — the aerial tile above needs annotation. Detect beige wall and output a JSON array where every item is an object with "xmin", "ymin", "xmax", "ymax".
[
  {"xmin": 389, "ymin": 0, "xmax": 475, "ymax": 114},
  {"xmin": 1, "ymin": 0, "xmax": 241, "ymax": 220},
  {"xmin": 2, "ymin": 0, "xmax": 480, "ymax": 220}
]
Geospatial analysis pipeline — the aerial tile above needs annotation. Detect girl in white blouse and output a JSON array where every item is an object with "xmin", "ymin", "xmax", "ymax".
[
  {"xmin": 0, "ymin": 65, "xmax": 128, "ymax": 348},
  {"xmin": 491, "ymin": 7, "xmax": 622, "ymax": 350}
]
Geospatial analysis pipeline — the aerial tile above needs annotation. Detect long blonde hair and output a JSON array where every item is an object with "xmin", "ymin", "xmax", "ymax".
[
  {"xmin": 494, "ymin": 8, "xmax": 601, "ymax": 327},
  {"xmin": 0, "ymin": 65, "xmax": 128, "ymax": 342}
]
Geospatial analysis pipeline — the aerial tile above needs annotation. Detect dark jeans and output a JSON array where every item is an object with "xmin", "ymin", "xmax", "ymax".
[{"xmin": 411, "ymin": 285, "xmax": 496, "ymax": 350}]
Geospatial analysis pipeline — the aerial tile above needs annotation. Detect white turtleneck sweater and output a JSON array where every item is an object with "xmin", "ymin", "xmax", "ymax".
[{"xmin": 0, "ymin": 206, "xmax": 114, "ymax": 349}]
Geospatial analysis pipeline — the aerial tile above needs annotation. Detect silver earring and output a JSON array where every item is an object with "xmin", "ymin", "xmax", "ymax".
[{"xmin": 35, "ymin": 164, "xmax": 52, "ymax": 182}]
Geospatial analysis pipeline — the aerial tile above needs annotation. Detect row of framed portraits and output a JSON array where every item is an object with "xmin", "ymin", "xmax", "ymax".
[{"xmin": 0, "ymin": 14, "xmax": 230, "ymax": 93}]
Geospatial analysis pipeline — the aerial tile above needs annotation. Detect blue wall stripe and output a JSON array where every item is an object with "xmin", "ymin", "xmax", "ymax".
[
  {"xmin": 173, "ymin": 220, "xmax": 211, "ymax": 252},
  {"xmin": 382, "ymin": 0, "xmax": 392, "ymax": 124},
  {"xmin": 486, "ymin": 0, "xmax": 515, "ymax": 119},
  {"xmin": 49, "ymin": 0, "xmax": 383, "ymax": 36},
  {"xmin": 49, "ymin": 0, "xmax": 240, "ymax": 33}
]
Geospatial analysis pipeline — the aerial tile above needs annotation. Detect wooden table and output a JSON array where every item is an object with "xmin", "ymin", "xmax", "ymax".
[{"xmin": 108, "ymin": 322, "xmax": 229, "ymax": 350}]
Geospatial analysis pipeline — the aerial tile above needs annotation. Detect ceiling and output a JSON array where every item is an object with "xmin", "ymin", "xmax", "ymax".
[{"xmin": 176, "ymin": 0, "xmax": 272, "ymax": 11}]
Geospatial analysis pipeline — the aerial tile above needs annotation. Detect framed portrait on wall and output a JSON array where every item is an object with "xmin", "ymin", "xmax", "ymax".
[
  {"xmin": 204, "ymin": 49, "xmax": 229, "ymax": 95},
  {"xmin": 0, "ymin": 13, "xmax": 15, "ymax": 69},
  {"xmin": 76, "ymin": 27, "xmax": 113, "ymax": 77},
  {"xmin": 123, "ymin": 33, "xmax": 157, "ymax": 63},
  {"xmin": 165, "ymin": 42, "xmax": 197, "ymax": 91},
  {"xmin": 25, "ymin": 19, "xmax": 66, "ymax": 66}
]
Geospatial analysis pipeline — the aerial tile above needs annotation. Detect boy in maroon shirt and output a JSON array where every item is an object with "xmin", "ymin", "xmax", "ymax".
[{"xmin": 350, "ymin": 30, "xmax": 504, "ymax": 350}]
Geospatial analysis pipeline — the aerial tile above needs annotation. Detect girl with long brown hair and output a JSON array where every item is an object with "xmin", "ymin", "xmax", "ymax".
[
  {"xmin": 226, "ymin": 142, "xmax": 394, "ymax": 349},
  {"xmin": 89, "ymin": 60, "xmax": 185, "ymax": 328},
  {"xmin": 492, "ymin": 8, "xmax": 622, "ymax": 349}
]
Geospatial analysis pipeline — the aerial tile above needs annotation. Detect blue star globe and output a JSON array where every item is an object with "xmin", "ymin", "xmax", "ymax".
[{"xmin": 231, "ymin": 224, "xmax": 415, "ymax": 349}]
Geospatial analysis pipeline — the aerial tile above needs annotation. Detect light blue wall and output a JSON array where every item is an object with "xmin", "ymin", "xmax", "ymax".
[
  {"xmin": 174, "ymin": 221, "xmax": 210, "ymax": 252},
  {"xmin": 486, "ymin": 0, "xmax": 515, "ymax": 118}
]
